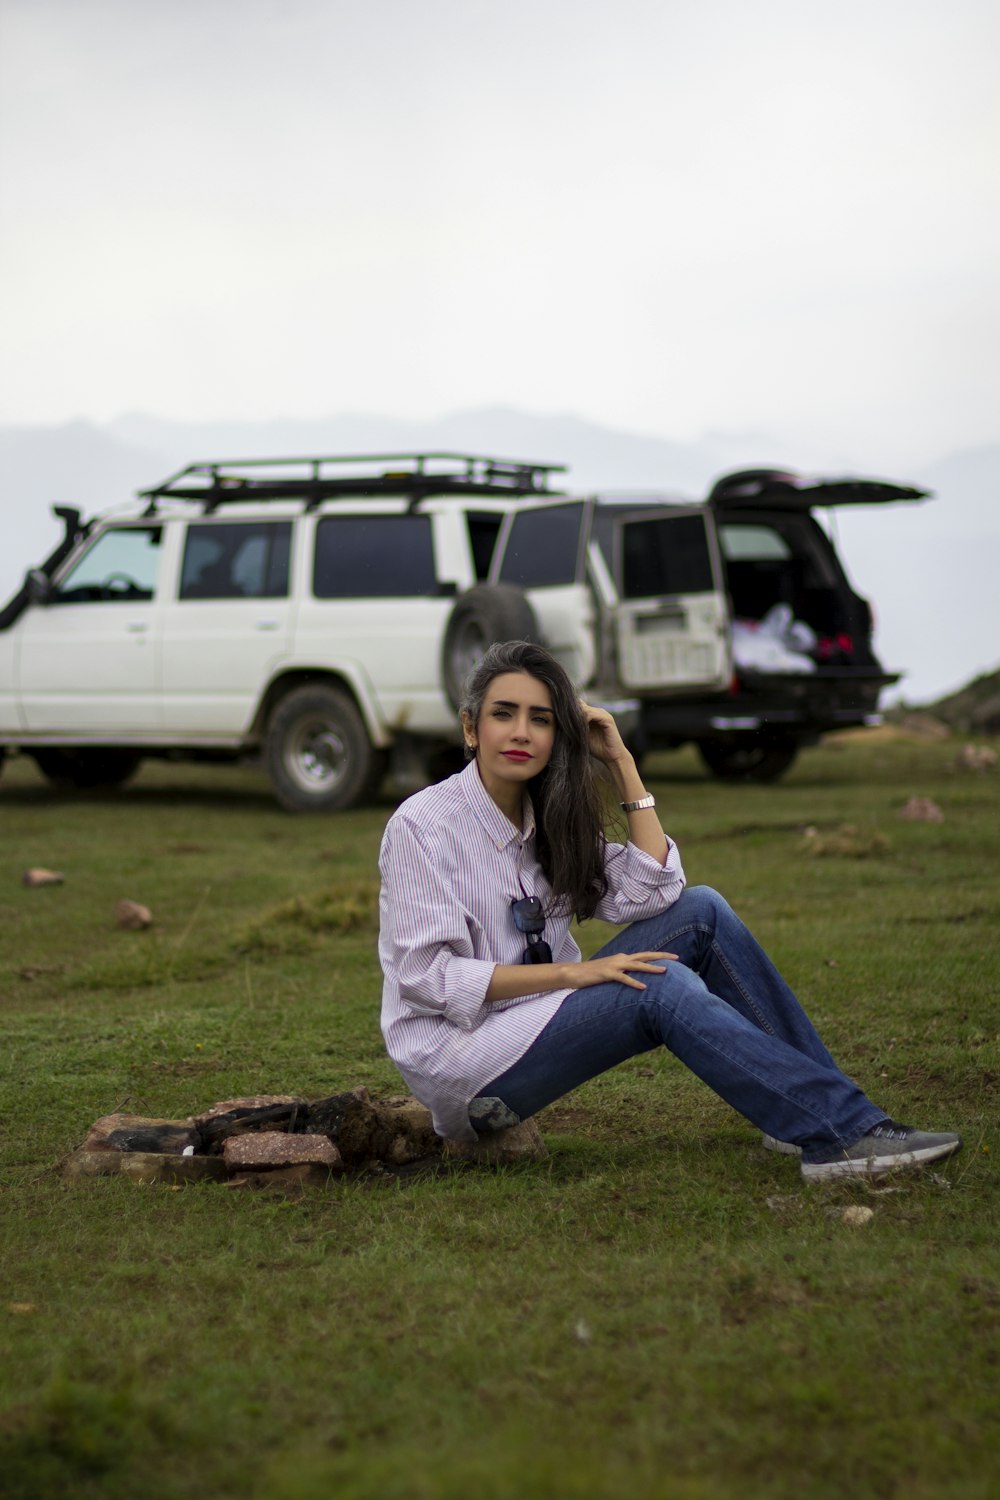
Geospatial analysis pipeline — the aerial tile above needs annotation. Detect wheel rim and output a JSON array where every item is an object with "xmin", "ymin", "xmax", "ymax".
[
  {"xmin": 283, "ymin": 717, "xmax": 349, "ymax": 794},
  {"xmin": 448, "ymin": 617, "xmax": 490, "ymax": 688}
]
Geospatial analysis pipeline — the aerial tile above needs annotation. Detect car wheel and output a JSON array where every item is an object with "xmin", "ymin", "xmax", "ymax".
[
  {"xmin": 696, "ymin": 738, "xmax": 799, "ymax": 783},
  {"xmin": 441, "ymin": 584, "xmax": 541, "ymax": 709},
  {"xmin": 32, "ymin": 748, "xmax": 142, "ymax": 790},
  {"xmin": 265, "ymin": 685, "xmax": 377, "ymax": 812}
]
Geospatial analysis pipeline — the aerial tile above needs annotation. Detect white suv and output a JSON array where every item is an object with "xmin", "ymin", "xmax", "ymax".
[
  {"xmin": 0, "ymin": 454, "xmax": 562, "ymax": 810},
  {"xmin": 0, "ymin": 453, "xmax": 923, "ymax": 807}
]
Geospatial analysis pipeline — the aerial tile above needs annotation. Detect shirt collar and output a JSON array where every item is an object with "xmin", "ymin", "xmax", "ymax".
[{"xmin": 460, "ymin": 758, "xmax": 536, "ymax": 849}]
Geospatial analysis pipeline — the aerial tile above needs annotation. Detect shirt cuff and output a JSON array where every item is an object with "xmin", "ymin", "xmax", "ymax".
[{"xmin": 436, "ymin": 956, "xmax": 494, "ymax": 1030}]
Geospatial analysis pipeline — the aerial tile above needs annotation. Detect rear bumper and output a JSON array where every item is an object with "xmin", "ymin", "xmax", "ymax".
[{"xmin": 639, "ymin": 667, "xmax": 899, "ymax": 745}]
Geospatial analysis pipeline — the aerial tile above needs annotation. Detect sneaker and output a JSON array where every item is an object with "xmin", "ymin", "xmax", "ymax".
[
  {"xmin": 761, "ymin": 1133, "xmax": 802, "ymax": 1156},
  {"xmin": 801, "ymin": 1120, "xmax": 962, "ymax": 1183}
]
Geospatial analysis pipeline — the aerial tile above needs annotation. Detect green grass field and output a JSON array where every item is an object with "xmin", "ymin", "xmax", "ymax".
[{"xmin": 1, "ymin": 737, "xmax": 997, "ymax": 1500}]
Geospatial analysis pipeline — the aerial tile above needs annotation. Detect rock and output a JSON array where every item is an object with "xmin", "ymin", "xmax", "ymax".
[
  {"xmin": 801, "ymin": 824, "xmax": 891, "ymax": 857},
  {"xmin": 841, "ymin": 1205, "xmax": 875, "ymax": 1227},
  {"xmin": 898, "ymin": 796, "xmax": 944, "ymax": 822},
  {"xmin": 115, "ymin": 898, "xmax": 153, "ymax": 929},
  {"xmin": 443, "ymin": 1118, "xmax": 548, "ymax": 1165},
  {"xmin": 305, "ymin": 1086, "xmax": 379, "ymax": 1163},
  {"xmin": 953, "ymin": 743, "xmax": 998, "ymax": 771},
  {"xmin": 195, "ymin": 1096, "xmax": 307, "ymax": 1148},
  {"xmin": 120, "ymin": 1153, "xmax": 228, "ymax": 1185},
  {"xmin": 22, "ymin": 868, "xmax": 65, "ymax": 887},
  {"xmin": 369, "ymin": 1096, "xmax": 442, "ymax": 1165},
  {"xmin": 222, "ymin": 1131, "xmax": 342, "ymax": 1173},
  {"xmin": 82, "ymin": 1113, "xmax": 200, "ymax": 1154},
  {"xmin": 63, "ymin": 1149, "xmax": 227, "ymax": 1184}
]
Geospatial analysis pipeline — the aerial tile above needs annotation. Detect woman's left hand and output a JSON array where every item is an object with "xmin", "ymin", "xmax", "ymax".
[{"xmin": 580, "ymin": 701, "xmax": 631, "ymax": 766}]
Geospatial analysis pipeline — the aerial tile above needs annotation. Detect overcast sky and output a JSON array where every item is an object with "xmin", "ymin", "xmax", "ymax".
[{"xmin": 1, "ymin": 0, "xmax": 998, "ymax": 470}]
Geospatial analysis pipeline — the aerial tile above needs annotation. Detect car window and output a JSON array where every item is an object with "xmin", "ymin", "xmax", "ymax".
[
  {"xmin": 52, "ymin": 526, "xmax": 163, "ymax": 603},
  {"xmin": 180, "ymin": 522, "xmax": 292, "ymax": 600},
  {"xmin": 313, "ymin": 514, "xmax": 436, "ymax": 598},
  {"xmin": 620, "ymin": 513, "xmax": 715, "ymax": 598},
  {"xmin": 718, "ymin": 524, "xmax": 793, "ymax": 561},
  {"xmin": 497, "ymin": 503, "xmax": 584, "ymax": 587}
]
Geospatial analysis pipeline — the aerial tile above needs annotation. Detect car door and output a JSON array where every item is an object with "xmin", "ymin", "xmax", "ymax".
[
  {"xmin": 596, "ymin": 506, "xmax": 732, "ymax": 693},
  {"xmin": 15, "ymin": 523, "xmax": 164, "ymax": 733},
  {"xmin": 489, "ymin": 501, "xmax": 597, "ymax": 687},
  {"xmin": 160, "ymin": 518, "xmax": 296, "ymax": 735},
  {"xmin": 295, "ymin": 509, "xmax": 460, "ymax": 738}
]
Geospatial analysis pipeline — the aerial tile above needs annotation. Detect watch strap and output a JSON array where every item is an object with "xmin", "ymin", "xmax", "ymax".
[{"xmin": 621, "ymin": 795, "xmax": 656, "ymax": 813}]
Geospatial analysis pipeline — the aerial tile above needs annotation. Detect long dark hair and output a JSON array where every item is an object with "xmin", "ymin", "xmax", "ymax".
[{"xmin": 459, "ymin": 640, "xmax": 610, "ymax": 921}]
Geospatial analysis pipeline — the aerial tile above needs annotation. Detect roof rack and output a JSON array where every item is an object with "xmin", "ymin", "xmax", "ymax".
[{"xmin": 138, "ymin": 452, "xmax": 567, "ymax": 515}]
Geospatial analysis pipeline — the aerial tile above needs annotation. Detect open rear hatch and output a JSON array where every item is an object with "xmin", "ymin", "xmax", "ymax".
[
  {"xmin": 707, "ymin": 468, "xmax": 930, "ymax": 686},
  {"xmin": 707, "ymin": 469, "xmax": 929, "ymax": 510}
]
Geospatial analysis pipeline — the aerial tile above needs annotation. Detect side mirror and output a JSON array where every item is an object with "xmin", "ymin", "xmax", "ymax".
[{"xmin": 25, "ymin": 569, "xmax": 52, "ymax": 604}]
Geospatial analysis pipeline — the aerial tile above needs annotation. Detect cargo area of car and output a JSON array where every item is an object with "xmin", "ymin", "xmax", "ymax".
[{"xmin": 714, "ymin": 507, "xmax": 881, "ymax": 673}]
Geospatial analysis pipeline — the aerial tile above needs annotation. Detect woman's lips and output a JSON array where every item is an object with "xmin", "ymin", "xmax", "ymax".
[{"xmin": 502, "ymin": 751, "xmax": 531, "ymax": 762}]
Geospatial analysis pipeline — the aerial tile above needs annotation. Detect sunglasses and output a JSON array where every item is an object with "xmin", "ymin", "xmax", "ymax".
[{"xmin": 511, "ymin": 895, "xmax": 553, "ymax": 965}]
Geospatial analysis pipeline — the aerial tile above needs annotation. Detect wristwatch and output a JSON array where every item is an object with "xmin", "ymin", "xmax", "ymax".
[{"xmin": 621, "ymin": 795, "xmax": 656, "ymax": 813}]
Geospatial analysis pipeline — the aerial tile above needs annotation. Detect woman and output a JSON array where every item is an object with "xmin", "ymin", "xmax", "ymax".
[{"xmin": 378, "ymin": 640, "xmax": 961, "ymax": 1182}]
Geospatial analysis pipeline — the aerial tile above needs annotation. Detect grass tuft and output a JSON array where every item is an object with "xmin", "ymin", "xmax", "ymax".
[{"xmin": 239, "ymin": 881, "xmax": 381, "ymax": 954}]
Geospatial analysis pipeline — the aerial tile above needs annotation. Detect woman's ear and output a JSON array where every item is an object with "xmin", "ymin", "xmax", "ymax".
[{"xmin": 460, "ymin": 710, "xmax": 477, "ymax": 751}]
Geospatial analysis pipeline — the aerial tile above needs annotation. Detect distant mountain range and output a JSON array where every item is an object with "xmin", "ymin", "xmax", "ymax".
[{"xmin": 1, "ymin": 408, "xmax": 997, "ymax": 706}]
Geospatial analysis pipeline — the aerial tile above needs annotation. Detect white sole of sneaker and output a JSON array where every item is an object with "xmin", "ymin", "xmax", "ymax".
[{"xmin": 801, "ymin": 1138, "xmax": 962, "ymax": 1183}]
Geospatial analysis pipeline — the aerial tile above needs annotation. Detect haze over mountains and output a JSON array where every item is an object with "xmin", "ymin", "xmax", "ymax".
[{"xmin": 1, "ymin": 409, "xmax": 996, "ymax": 707}]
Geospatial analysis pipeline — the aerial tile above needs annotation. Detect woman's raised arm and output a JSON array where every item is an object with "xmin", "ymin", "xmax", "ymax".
[{"xmin": 581, "ymin": 701, "xmax": 668, "ymax": 866}]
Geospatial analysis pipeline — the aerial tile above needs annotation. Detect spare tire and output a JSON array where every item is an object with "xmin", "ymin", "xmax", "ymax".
[{"xmin": 441, "ymin": 585, "xmax": 541, "ymax": 709}]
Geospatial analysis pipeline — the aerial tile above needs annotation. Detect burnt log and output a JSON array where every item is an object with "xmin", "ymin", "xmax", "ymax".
[
  {"xmin": 82, "ymin": 1113, "xmax": 200, "ymax": 1155},
  {"xmin": 195, "ymin": 1095, "xmax": 307, "ymax": 1150},
  {"xmin": 303, "ymin": 1086, "xmax": 379, "ymax": 1164}
]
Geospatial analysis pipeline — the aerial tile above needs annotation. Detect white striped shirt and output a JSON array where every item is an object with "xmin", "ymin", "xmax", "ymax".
[{"xmin": 378, "ymin": 759, "xmax": 686, "ymax": 1141}]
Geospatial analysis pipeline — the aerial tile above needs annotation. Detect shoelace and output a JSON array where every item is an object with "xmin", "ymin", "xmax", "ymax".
[{"xmin": 869, "ymin": 1119, "xmax": 912, "ymax": 1141}]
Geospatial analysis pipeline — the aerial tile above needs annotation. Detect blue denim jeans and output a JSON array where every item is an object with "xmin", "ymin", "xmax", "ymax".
[{"xmin": 472, "ymin": 886, "xmax": 885, "ymax": 1162}]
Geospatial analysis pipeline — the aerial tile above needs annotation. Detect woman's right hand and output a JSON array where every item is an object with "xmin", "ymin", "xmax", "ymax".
[{"xmin": 560, "ymin": 951, "xmax": 678, "ymax": 992}]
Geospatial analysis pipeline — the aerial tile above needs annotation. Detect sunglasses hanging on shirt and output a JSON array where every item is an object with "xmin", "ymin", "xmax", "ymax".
[{"xmin": 511, "ymin": 895, "xmax": 553, "ymax": 964}]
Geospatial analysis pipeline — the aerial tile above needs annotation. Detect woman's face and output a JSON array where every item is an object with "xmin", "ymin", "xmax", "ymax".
[{"xmin": 464, "ymin": 671, "xmax": 556, "ymax": 804}]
